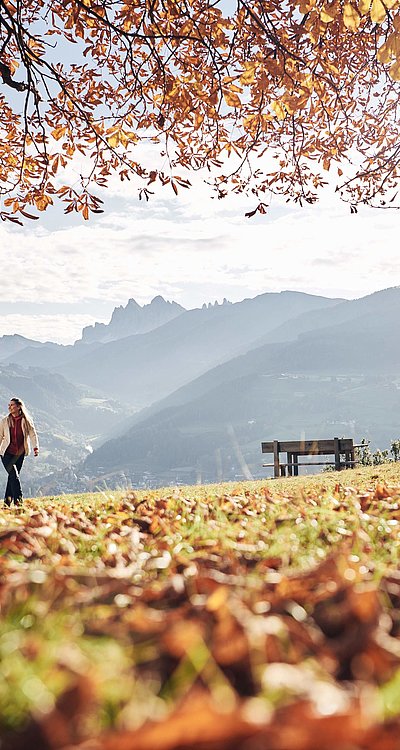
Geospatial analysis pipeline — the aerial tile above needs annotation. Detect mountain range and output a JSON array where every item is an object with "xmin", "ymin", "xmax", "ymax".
[
  {"xmin": 6, "ymin": 291, "xmax": 341, "ymax": 408},
  {"xmin": 81, "ymin": 295, "xmax": 185, "ymax": 343},
  {"xmin": 1, "ymin": 287, "xmax": 399, "ymax": 493}
]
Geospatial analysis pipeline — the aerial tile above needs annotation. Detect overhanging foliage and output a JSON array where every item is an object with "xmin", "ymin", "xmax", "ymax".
[{"xmin": 1, "ymin": 0, "xmax": 400, "ymax": 222}]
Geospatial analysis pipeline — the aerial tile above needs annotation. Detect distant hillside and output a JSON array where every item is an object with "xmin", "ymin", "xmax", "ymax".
[
  {"xmin": 249, "ymin": 285, "xmax": 400, "ymax": 348},
  {"xmin": 269, "ymin": 286, "xmax": 400, "ymax": 374},
  {"xmin": 6, "ymin": 339, "xmax": 102, "ymax": 371},
  {"xmin": 84, "ymin": 371, "xmax": 400, "ymax": 487},
  {"xmin": 0, "ymin": 334, "xmax": 44, "ymax": 361},
  {"xmin": 96, "ymin": 285, "xmax": 400, "ymax": 444},
  {"xmin": 55, "ymin": 291, "xmax": 342, "ymax": 408},
  {"xmin": 84, "ymin": 286, "xmax": 400, "ymax": 486}
]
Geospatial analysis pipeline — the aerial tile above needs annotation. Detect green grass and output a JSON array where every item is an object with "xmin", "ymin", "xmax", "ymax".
[
  {"xmin": 2, "ymin": 464, "xmax": 400, "ymax": 745},
  {"xmin": 4, "ymin": 463, "xmax": 400, "ymax": 570}
]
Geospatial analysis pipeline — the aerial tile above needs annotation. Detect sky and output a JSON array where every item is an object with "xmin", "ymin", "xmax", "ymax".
[
  {"xmin": 1, "ymin": 170, "xmax": 399, "ymax": 345},
  {"xmin": 1, "ymin": 2, "xmax": 399, "ymax": 348}
]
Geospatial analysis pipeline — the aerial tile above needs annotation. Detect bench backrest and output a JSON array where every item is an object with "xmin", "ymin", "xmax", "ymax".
[{"xmin": 261, "ymin": 438, "xmax": 354, "ymax": 456}]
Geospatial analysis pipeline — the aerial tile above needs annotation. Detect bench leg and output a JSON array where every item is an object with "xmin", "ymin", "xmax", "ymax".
[
  {"xmin": 273, "ymin": 440, "xmax": 280, "ymax": 478},
  {"xmin": 334, "ymin": 437, "xmax": 341, "ymax": 471}
]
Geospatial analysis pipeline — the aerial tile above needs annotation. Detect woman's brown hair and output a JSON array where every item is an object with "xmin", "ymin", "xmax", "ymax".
[{"xmin": 9, "ymin": 398, "xmax": 34, "ymax": 428}]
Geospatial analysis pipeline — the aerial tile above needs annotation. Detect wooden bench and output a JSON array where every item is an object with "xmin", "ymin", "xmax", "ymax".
[{"xmin": 261, "ymin": 438, "xmax": 359, "ymax": 478}]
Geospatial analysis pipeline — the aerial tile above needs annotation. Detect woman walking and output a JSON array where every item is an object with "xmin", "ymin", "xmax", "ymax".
[{"xmin": 0, "ymin": 398, "xmax": 39, "ymax": 506}]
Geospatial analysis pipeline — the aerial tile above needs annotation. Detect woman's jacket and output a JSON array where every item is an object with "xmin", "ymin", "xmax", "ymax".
[{"xmin": 0, "ymin": 415, "xmax": 39, "ymax": 457}]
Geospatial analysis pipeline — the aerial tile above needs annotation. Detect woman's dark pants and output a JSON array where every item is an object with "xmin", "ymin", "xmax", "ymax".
[{"xmin": 1, "ymin": 451, "xmax": 25, "ymax": 506}]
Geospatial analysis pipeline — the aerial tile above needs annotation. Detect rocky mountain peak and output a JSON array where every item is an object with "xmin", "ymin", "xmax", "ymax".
[{"xmin": 81, "ymin": 296, "xmax": 186, "ymax": 344}]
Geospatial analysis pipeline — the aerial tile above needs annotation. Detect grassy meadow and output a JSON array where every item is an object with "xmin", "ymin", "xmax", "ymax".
[{"xmin": 2, "ymin": 464, "xmax": 400, "ymax": 749}]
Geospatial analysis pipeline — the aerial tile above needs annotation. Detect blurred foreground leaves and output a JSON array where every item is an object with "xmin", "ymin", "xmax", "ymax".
[{"xmin": 2, "ymin": 475, "xmax": 400, "ymax": 748}]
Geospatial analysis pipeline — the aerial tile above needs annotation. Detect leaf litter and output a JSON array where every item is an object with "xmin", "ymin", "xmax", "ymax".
[{"xmin": 2, "ymin": 473, "xmax": 400, "ymax": 748}]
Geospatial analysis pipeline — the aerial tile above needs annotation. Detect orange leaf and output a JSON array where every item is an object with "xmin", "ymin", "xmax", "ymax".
[
  {"xmin": 223, "ymin": 90, "xmax": 241, "ymax": 108},
  {"xmin": 370, "ymin": 0, "xmax": 386, "ymax": 23},
  {"xmin": 343, "ymin": 3, "xmax": 361, "ymax": 29},
  {"xmin": 51, "ymin": 126, "xmax": 67, "ymax": 141},
  {"xmin": 271, "ymin": 100, "xmax": 286, "ymax": 120}
]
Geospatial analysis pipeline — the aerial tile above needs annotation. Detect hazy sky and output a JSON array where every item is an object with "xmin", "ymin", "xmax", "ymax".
[{"xmin": 1, "ymin": 170, "xmax": 399, "ymax": 344}]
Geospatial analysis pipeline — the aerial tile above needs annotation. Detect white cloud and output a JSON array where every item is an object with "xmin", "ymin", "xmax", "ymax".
[{"xmin": 0, "ymin": 184, "xmax": 399, "ymax": 344}]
